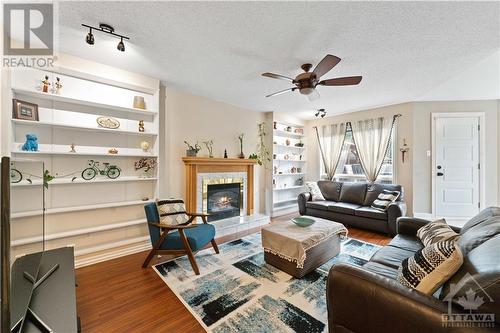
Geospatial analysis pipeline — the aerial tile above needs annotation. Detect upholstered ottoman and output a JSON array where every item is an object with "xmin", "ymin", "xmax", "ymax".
[{"xmin": 261, "ymin": 216, "xmax": 347, "ymax": 278}]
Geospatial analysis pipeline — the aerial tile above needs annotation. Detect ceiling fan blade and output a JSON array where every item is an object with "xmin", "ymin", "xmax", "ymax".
[
  {"xmin": 307, "ymin": 89, "xmax": 320, "ymax": 101},
  {"xmin": 319, "ymin": 76, "xmax": 362, "ymax": 86},
  {"xmin": 265, "ymin": 87, "xmax": 296, "ymax": 98},
  {"xmin": 262, "ymin": 72, "xmax": 294, "ymax": 82},
  {"xmin": 312, "ymin": 54, "xmax": 341, "ymax": 78}
]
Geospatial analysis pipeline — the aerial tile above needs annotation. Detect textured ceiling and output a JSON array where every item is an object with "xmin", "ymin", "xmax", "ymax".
[{"xmin": 57, "ymin": 1, "xmax": 500, "ymax": 118}]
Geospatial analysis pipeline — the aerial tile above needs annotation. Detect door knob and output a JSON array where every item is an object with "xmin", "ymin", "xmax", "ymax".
[{"xmin": 437, "ymin": 172, "xmax": 444, "ymax": 176}]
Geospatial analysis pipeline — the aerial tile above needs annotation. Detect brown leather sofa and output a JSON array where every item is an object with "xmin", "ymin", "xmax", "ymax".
[
  {"xmin": 327, "ymin": 207, "xmax": 500, "ymax": 333},
  {"xmin": 298, "ymin": 181, "xmax": 406, "ymax": 236}
]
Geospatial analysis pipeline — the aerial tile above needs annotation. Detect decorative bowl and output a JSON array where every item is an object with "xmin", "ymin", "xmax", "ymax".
[{"xmin": 291, "ymin": 217, "xmax": 315, "ymax": 227}]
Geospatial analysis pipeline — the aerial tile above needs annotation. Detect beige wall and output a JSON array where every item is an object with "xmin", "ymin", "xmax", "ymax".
[
  {"xmin": 305, "ymin": 103, "xmax": 414, "ymax": 215},
  {"xmin": 161, "ymin": 87, "xmax": 268, "ymax": 213},
  {"xmin": 412, "ymin": 100, "xmax": 499, "ymax": 214}
]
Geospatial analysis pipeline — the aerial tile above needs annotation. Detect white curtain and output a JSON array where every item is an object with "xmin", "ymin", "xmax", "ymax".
[
  {"xmin": 350, "ymin": 116, "xmax": 396, "ymax": 182},
  {"xmin": 315, "ymin": 123, "xmax": 346, "ymax": 180}
]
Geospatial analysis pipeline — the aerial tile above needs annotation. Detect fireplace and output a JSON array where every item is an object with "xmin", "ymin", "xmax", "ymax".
[{"xmin": 206, "ymin": 183, "xmax": 242, "ymax": 222}]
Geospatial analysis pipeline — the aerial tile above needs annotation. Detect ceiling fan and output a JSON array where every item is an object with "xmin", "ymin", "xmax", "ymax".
[{"xmin": 262, "ymin": 54, "xmax": 362, "ymax": 101}]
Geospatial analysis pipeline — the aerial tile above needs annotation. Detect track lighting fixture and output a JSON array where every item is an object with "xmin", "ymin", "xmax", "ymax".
[
  {"xmin": 315, "ymin": 108, "xmax": 327, "ymax": 118},
  {"xmin": 82, "ymin": 23, "xmax": 129, "ymax": 52}
]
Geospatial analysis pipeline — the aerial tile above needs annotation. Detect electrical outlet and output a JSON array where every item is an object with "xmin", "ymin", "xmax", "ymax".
[{"xmin": 426, "ymin": 150, "xmax": 431, "ymax": 157}]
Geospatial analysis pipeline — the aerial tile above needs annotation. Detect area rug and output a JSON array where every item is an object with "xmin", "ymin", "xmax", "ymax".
[{"xmin": 153, "ymin": 233, "xmax": 380, "ymax": 333}]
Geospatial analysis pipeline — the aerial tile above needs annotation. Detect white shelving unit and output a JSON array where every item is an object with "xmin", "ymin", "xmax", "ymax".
[
  {"xmin": 5, "ymin": 65, "xmax": 160, "ymax": 265},
  {"xmin": 271, "ymin": 119, "xmax": 306, "ymax": 217}
]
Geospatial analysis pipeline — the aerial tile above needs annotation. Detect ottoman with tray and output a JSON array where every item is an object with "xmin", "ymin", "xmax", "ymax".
[{"xmin": 261, "ymin": 216, "xmax": 347, "ymax": 278}]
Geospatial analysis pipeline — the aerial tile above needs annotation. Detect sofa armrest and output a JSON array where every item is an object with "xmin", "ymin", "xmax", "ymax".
[
  {"xmin": 397, "ymin": 217, "xmax": 433, "ymax": 236},
  {"xmin": 386, "ymin": 201, "xmax": 407, "ymax": 236},
  {"xmin": 327, "ymin": 263, "xmax": 450, "ymax": 333},
  {"xmin": 298, "ymin": 192, "xmax": 311, "ymax": 215}
]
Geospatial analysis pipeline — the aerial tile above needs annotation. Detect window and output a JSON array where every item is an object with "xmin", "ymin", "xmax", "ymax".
[{"xmin": 321, "ymin": 127, "xmax": 394, "ymax": 183}]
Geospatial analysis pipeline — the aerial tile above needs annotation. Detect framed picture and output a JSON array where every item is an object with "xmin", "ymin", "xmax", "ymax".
[{"xmin": 12, "ymin": 99, "xmax": 38, "ymax": 121}]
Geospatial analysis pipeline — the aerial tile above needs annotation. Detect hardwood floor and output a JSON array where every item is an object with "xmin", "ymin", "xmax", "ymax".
[{"xmin": 75, "ymin": 215, "xmax": 391, "ymax": 333}]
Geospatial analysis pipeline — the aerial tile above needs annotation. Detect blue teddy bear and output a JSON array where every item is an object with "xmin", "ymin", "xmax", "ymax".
[{"xmin": 22, "ymin": 134, "xmax": 39, "ymax": 151}]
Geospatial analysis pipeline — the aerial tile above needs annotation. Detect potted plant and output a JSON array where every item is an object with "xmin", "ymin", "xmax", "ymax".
[{"xmin": 184, "ymin": 141, "xmax": 201, "ymax": 157}]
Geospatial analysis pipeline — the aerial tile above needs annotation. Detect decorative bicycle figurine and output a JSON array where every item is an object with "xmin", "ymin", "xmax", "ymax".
[
  {"xmin": 81, "ymin": 160, "xmax": 121, "ymax": 180},
  {"xmin": 10, "ymin": 163, "xmax": 22, "ymax": 183}
]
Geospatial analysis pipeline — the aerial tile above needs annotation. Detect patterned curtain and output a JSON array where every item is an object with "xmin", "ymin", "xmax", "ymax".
[
  {"xmin": 350, "ymin": 115, "xmax": 398, "ymax": 182},
  {"xmin": 315, "ymin": 123, "xmax": 346, "ymax": 180}
]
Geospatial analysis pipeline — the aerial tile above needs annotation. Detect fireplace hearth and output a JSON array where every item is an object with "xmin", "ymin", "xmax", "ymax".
[{"xmin": 207, "ymin": 183, "xmax": 242, "ymax": 222}]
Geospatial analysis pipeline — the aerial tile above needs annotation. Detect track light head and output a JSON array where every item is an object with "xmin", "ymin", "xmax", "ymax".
[
  {"xmin": 117, "ymin": 38, "xmax": 125, "ymax": 52},
  {"xmin": 315, "ymin": 108, "xmax": 327, "ymax": 118},
  {"xmin": 86, "ymin": 28, "xmax": 94, "ymax": 45},
  {"xmin": 315, "ymin": 112, "xmax": 320, "ymax": 117}
]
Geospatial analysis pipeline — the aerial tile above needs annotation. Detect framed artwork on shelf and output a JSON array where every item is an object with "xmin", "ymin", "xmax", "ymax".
[{"xmin": 12, "ymin": 99, "xmax": 39, "ymax": 121}]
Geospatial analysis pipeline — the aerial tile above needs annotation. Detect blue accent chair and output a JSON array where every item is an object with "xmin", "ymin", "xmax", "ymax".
[{"xmin": 142, "ymin": 200, "xmax": 219, "ymax": 275}]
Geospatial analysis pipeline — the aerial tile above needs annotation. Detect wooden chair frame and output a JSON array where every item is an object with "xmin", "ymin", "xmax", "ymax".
[{"xmin": 142, "ymin": 212, "xmax": 219, "ymax": 275}]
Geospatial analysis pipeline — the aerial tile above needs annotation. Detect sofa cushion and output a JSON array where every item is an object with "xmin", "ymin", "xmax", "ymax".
[
  {"xmin": 339, "ymin": 182, "xmax": 367, "ymax": 205},
  {"xmin": 364, "ymin": 183, "xmax": 404, "ymax": 206},
  {"xmin": 370, "ymin": 245, "xmax": 416, "ymax": 269},
  {"xmin": 328, "ymin": 202, "xmax": 362, "ymax": 215},
  {"xmin": 317, "ymin": 180, "xmax": 342, "ymax": 202},
  {"xmin": 305, "ymin": 181, "xmax": 325, "ymax": 201},
  {"xmin": 457, "ymin": 215, "xmax": 500, "ymax": 255},
  {"xmin": 417, "ymin": 218, "xmax": 460, "ymax": 247},
  {"xmin": 306, "ymin": 201, "xmax": 335, "ymax": 211},
  {"xmin": 371, "ymin": 190, "xmax": 400, "ymax": 211},
  {"xmin": 363, "ymin": 261, "xmax": 398, "ymax": 280},
  {"xmin": 355, "ymin": 206, "xmax": 387, "ymax": 221},
  {"xmin": 397, "ymin": 240, "xmax": 463, "ymax": 295},
  {"xmin": 388, "ymin": 234, "xmax": 424, "ymax": 253},
  {"xmin": 460, "ymin": 206, "xmax": 500, "ymax": 234}
]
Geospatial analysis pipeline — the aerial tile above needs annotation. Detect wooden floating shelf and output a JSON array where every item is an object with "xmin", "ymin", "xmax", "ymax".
[
  {"xmin": 12, "ymin": 176, "xmax": 157, "ymax": 187},
  {"xmin": 273, "ymin": 129, "xmax": 304, "ymax": 138},
  {"xmin": 273, "ymin": 185, "xmax": 304, "ymax": 191},
  {"xmin": 12, "ymin": 118, "xmax": 158, "ymax": 136},
  {"xmin": 11, "ymin": 199, "xmax": 154, "ymax": 218},
  {"xmin": 12, "ymin": 88, "xmax": 158, "ymax": 117}
]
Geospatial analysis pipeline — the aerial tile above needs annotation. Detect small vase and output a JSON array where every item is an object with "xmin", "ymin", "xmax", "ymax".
[
  {"xmin": 186, "ymin": 149, "xmax": 197, "ymax": 157},
  {"xmin": 238, "ymin": 152, "xmax": 245, "ymax": 159}
]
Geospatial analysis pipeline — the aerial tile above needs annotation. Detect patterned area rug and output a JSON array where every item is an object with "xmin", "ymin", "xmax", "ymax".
[{"xmin": 153, "ymin": 233, "xmax": 380, "ymax": 333}]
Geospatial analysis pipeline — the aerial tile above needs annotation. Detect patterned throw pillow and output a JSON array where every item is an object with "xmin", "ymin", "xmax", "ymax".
[
  {"xmin": 417, "ymin": 218, "xmax": 460, "ymax": 247},
  {"xmin": 371, "ymin": 189, "xmax": 400, "ymax": 211},
  {"xmin": 156, "ymin": 199, "xmax": 190, "ymax": 226},
  {"xmin": 397, "ymin": 240, "xmax": 463, "ymax": 295},
  {"xmin": 305, "ymin": 182, "xmax": 325, "ymax": 201}
]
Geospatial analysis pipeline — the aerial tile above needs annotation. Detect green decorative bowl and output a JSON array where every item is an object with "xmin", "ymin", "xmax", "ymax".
[{"xmin": 291, "ymin": 217, "xmax": 315, "ymax": 227}]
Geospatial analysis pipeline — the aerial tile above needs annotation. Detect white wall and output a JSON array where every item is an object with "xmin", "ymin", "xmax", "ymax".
[
  {"xmin": 305, "ymin": 103, "xmax": 414, "ymax": 215},
  {"xmin": 412, "ymin": 100, "xmax": 499, "ymax": 214},
  {"xmin": 161, "ymin": 87, "xmax": 268, "ymax": 213}
]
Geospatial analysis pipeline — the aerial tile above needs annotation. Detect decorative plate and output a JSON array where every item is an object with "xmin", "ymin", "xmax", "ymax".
[
  {"xmin": 291, "ymin": 216, "xmax": 315, "ymax": 227},
  {"xmin": 97, "ymin": 117, "xmax": 120, "ymax": 129}
]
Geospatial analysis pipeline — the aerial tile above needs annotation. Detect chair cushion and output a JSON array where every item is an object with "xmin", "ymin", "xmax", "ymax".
[
  {"xmin": 317, "ymin": 181, "xmax": 342, "ymax": 202},
  {"xmin": 388, "ymin": 234, "xmax": 424, "ymax": 253},
  {"xmin": 306, "ymin": 182, "xmax": 325, "ymax": 201},
  {"xmin": 364, "ymin": 183, "xmax": 403, "ymax": 206},
  {"xmin": 157, "ymin": 199, "xmax": 190, "ymax": 226},
  {"xmin": 370, "ymin": 245, "xmax": 416, "ymax": 269},
  {"xmin": 416, "ymin": 218, "xmax": 459, "ymax": 247},
  {"xmin": 339, "ymin": 182, "xmax": 367, "ymax": 205},
  {"xmin": 328, "ymin": 202, "xmax": 362, "ymax": 215},
  {"xmin": 160, "ymin": 223, "xmax": 216, "ymax": 251},
  {"xmin": 397, "ymin": 240, "xmax": 463, "ymax": 295},
  {"xmin": 355, "ymin": 206, "xmax": 387, "ymax": 221},
  {"xmin": 306, "ymin": 201, "xmax": 335, "ymax": 211}
]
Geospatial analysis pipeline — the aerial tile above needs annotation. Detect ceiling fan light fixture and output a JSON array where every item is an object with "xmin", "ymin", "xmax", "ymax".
[{"xmin": 299, "ymin": 87, "xmax": 314, "ymax": 95}]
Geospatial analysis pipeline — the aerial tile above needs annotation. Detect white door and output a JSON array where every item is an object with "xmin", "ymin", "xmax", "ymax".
[{"xmin": 434, "ymin": 116, "xmax": 480, "ymax": 217}]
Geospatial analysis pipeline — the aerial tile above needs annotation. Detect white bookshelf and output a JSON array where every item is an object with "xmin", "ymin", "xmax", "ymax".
[
  {"xmin": 5, "ymin": 65, "xmax": 160, "ymax": 265},
  {"xmin": 271, "ymin": 118, "xmax": 306, "ymax": 217}
]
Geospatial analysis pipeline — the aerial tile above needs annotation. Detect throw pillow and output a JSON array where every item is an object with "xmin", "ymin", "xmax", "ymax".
[
  {"xmin": 397, "ymin": 240, "xmax": 463, "ymax": 295},
  {"xmin": 371, "ymin": 189, "xmax": 400, "ymax": 211},
  {"xmin": 417, "ymin": 218, "xmax": 460, "ymax": 247},
  {"xmin": 156, "ymin": 199, "xmax": 190, "ymax": 226},
  {"xmin": 305, "ymin": 182, "xmax": 325, "ymax": 201}
]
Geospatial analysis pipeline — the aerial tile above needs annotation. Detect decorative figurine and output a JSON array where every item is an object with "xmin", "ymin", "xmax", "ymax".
[
  {"xmin": 238, "ymin": 133, "xmax": 245, "ymax": 159},
  {"xmin": 42, "ymin": 75, "xmax": 50, "ymax": 93},
  {"xmin": 140, "ymin": 141, "xmax": 150, "ymax": 152},
  {"xmin": 69, "ymin": 143, "xmax": 76, "ymax": 153},
  {"xmin": 274, "ymin": 166, "xmax": 278, "ymax": 174},
  {"xmin": 21, "ymin": 134, "xmax": 38, "ymax": 151},
  {"xmin": 285, "ymin": 138, "xmax": 291, "ymax": 146},
  {"xmin": 273, "ymin": 121, "xmax": 277, "ymax": 129},
  {"xmin": 203, "ymin": 140, "xmax": 214, "ymax": 158},
  {"xmin": 108, "ymin": 148, "xmax": 118, "ymax": 154},
  {"xmin": 400, "ymin": 138, "xmax": 410, "ymax": 163},
  {"xmin": 224, "ymin": 149, "xmax": 228, "ymax": 158},
  {"xmin": 81, "ymin": 160, "xmax": 121, "ymax": 180},
  {"xmin": 54, "ymin": 77, "xmax": 62, "ymax": 94},
  {"xmin": 138, "ymin": 120, "xmax": 145, "ymax": 132}
]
